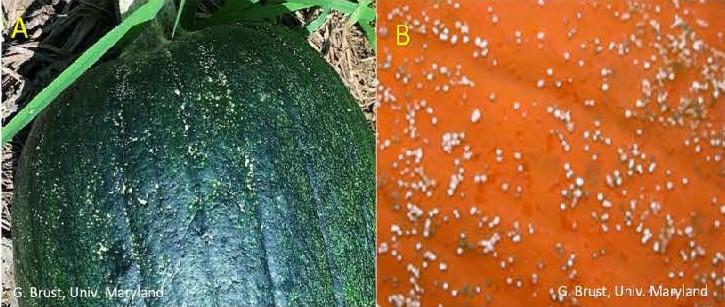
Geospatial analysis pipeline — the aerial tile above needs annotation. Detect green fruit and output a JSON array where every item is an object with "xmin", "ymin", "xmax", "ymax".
[{"xmin": 12, "ymin": 22, "xmax": 375, "ymax": 307}]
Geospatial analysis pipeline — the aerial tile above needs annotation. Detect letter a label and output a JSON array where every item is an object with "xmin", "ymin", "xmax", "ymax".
[{"xmin": 11, "ymin": 17, "xmax": 28, "ymax": 39}]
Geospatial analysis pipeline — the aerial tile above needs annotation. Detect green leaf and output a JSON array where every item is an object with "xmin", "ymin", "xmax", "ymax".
[
  {"xmin": 346, "ymin": 0, "xmax": 375, "ymax": 50},
  {"xmin": 346, "ymin": 0, "xmax": 371, "ymax": 26},
  {"xmin": 291, "ymin": 0, "xmax": 374, "ymax": 18},
  {"xmin": 359, "ymin": 19, "xmax": 376, "ymax": 50},
  {"xmin": 305, "ymin": 8, "xmax": 330, "ymax": 33},
  {"xmin": 172, "ymin": 0, "xmax": 186, "ymax": 38},
  {"xmin": 1, "ymin": 0, "xmax": 165, "ymax": 144},
  {"xmin": 202, "ymin": 0, "xmax": 375, "ymax": 28}
]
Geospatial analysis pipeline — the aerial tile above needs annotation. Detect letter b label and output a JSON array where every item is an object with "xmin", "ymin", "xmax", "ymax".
[{"xmin": 396, "ymin": 25, "xmax": 410, "ymax": 46}]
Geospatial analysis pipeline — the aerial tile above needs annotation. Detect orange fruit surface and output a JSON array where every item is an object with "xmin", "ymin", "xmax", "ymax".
[{"xmin": 376, "ymin": 0, "xmax": 724, "ymax": 306}]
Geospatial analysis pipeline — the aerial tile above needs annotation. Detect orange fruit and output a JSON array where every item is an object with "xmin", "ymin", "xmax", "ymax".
[{"xmin": 376, "ymin": 1, "xmax": 725, "ymax": 306}]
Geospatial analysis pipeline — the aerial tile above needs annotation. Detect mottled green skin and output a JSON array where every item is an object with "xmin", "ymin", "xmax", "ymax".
[{"xmin": 13, "ymin": 23, "xmax": 375, "ymax": 307}]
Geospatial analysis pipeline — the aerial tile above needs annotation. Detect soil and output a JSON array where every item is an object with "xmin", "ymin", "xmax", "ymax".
[{"xmin": 0, "ymin": 1, "xmax": 375, "ymax": 306}]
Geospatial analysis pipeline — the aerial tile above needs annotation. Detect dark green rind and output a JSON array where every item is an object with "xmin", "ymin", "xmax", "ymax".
[{"xmin": 13, "ymin": 22, "xmax": 375, "ymax": 307}]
